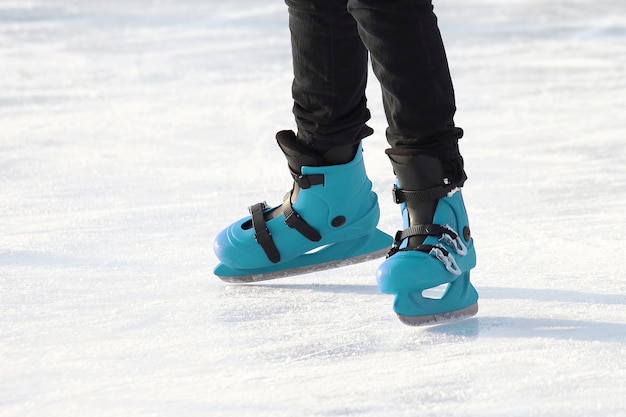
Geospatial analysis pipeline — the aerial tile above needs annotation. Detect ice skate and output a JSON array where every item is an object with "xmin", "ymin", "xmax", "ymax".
[
  {"xmin": 213, "ymin": 130, "xmax": 393, "ymax": 282},
  {"xmin": 376, "ymin": 150, "xmax": 478, "ymax": 325}
]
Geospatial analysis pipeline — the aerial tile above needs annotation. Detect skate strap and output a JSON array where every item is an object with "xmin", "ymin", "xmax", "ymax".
[
  {"xmin": 394, "ymin": 224, "xmax": 456, "ymax": 243},
  {"xmin": 387, "ymin": 241, "xmax": 446, "ymax": 258},
  {"xmin": 282, "ymin": 193, "xmax": 322, "ymax": 242},
  {"xmin": 249, "ymin": 202, "xmax": 281, "ymax": 263},
  {"xmin": 388, "ymin": 224, "xmax": 452, "ymax": 257},
  {"xmin": 387, "ymin": 224, "xmax": 460, "ymax": 258},
  {"xmin": 392, "ymin": 183, "xmax": 455, "ymax": 205},
  {"xmin": 290, "ymin": 171, "xmax": 325, "ymax": 189}
]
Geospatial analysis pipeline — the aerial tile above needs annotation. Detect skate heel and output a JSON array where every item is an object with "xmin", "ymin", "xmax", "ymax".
[{"xmin": 391, "ymin": 272, "xmax": 478, "ymax": 326}]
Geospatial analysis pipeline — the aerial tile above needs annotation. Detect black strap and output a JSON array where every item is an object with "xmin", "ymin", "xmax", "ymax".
[
  {"xmin": 395, "ymin": 224, "xmax": 455, "ymax": 243},
  {"xmin": 387, "ymin": 242, "xmax": 449, "ymax": 259},
  {"xmin": 249, "ymin": 202, "xmax": 281, "ymax": 263},
  {"xmin": 282, "ymin": 192, "xmax": 322, "ymax": 242},
  {"xmin": 387, "ymin": 224, "xmax": 455, "ymax": 258},
  {"xmin": 290, "ymin": 170, "xmax": 324, "ymax": 189},
  {"xmin": 392, "ymin": 183, "xmax": 455, "ymax": 205}
]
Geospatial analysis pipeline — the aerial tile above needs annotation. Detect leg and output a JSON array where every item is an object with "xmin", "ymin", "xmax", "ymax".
[
  {"xmin": 287, "ymin": 0, "xmax": 372, "ymax": 152},
  {"xmin": 348, "ymin": 0, "xmax": 478, "ymax": 325},
  {"xmin": 347, "ymin": 0, "xmax": 465, "ymax": 183}
]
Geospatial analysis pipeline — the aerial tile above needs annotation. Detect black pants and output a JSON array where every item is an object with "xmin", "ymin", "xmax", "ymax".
[{"xmin": 286, "ymin": 0, "xmax": 464, "ymax": 170}]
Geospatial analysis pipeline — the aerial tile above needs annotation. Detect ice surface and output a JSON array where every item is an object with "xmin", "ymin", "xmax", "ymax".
[{"xmin": 1, "ymin": 0, "xmax": 625, "ymax": 416}]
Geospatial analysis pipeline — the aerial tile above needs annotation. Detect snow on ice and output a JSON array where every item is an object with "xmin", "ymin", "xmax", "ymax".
[{"xmin": 1, "ymin": 0, "xmax": 625, "ymax": 416}]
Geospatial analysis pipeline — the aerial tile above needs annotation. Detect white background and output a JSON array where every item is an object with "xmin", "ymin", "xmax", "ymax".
[{"xmin": 1, "ymin": 0, "xmax": 625, "ymax": 416}]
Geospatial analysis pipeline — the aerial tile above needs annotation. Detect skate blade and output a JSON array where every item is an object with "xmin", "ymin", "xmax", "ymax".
[
  {"xmin": 214, "ymin": 229, "xmax": 392, "ymax": 283},
  {"xmin": 215, "ymin": 248, "xmax": 388, "ymax": 283},
  {"xmin": 397, "ymin": 302, "xmax": 478, "ymax": 327}
]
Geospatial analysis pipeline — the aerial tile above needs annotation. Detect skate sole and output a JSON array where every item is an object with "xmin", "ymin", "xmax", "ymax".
[
  {"xmin": 397, "ymin": 302, "xmax": 478, "ymax": 326},
  {"xmin": 215, "ymin": 227, "xmax": 392, "ymax": 283},
  {"xmin": 216, "ymin": 247, "xmax": 389, "ymax": 283}
]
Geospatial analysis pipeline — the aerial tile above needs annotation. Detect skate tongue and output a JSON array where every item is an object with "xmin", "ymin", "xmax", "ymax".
[
  {"xmin": 275, "ymin": 130, "xmax": 358, "ymax": 173},
  {"xmin": 276, "ymin": 130, "xmax": 323, "ymax": 172},
  {"xmin": 386, "ymin": 151, "xmax": 446, "ymax": 190}
]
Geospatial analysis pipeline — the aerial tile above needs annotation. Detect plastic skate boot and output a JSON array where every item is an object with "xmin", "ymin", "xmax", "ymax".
[
  {"xmin": 376, "ymin": 150, "xmax": 478, "ymax": 325},
  {"xmin": 214, "ymin": 130, "xmax": 393, "ymax": 282}
]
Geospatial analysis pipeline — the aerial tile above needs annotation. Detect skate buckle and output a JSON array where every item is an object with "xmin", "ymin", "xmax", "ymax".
[
  {"xmin": 392, "ymin": 185, "xmax": 403, "ymax": 204},
  {"xmin": 248, "ymin": 201, "xmax": 269, "ymax": 214},
  {"xmin": 429, "ymin": 245, "xmax": 462, "ymax": 276},
  {"xmin": 248, "ymin": 201, "xmax": 281, "ymax": 263},
  {"xmin": 253, "ymin": 225, "xmax": 272, "ymax": 245},
  {"xmin": 292, "ymin": 173, "xmax": 324, "ymax": 189},
  {"xmin": 386, "ymin": 230, "xmax": 405, "ymax": 258},
  {"xmin": 439, "ymin": 224, "xmax": 468, "ymax": 256}
]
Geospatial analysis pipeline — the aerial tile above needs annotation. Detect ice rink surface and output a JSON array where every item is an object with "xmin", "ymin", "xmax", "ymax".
[{"xmin": 1, "ymin": 0, "xmax": 625, "ymax": 416}]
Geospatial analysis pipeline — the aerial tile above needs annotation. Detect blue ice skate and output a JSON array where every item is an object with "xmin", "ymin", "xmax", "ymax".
[
  {"xmin": 376, "ymin": 151, "xmax": 478, "ymax": 325},
  {"xmin": 214, "ymin": 130, "xmax": 392, "ymax": 282}
]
